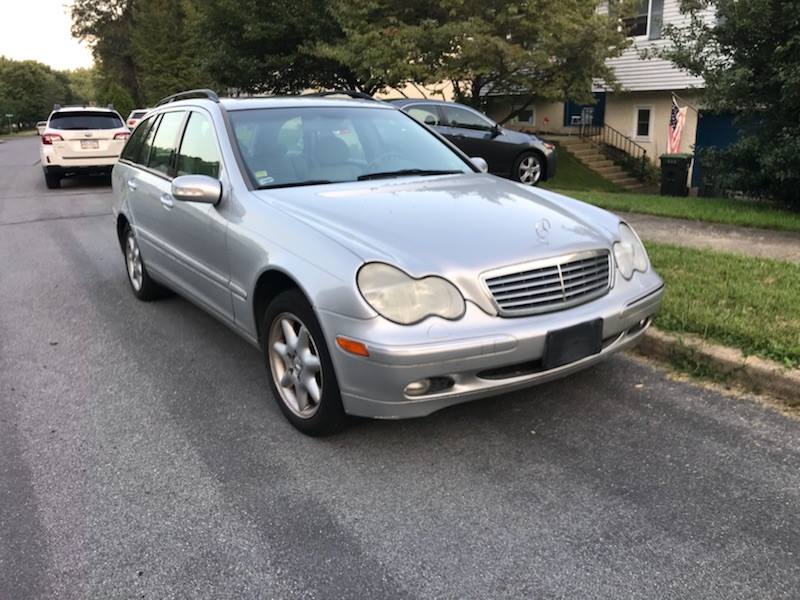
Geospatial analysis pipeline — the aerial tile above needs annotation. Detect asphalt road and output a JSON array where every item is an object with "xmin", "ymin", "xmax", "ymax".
[{"xmin": 1, "ymin": 136, "xmax": 799, "ymax": 600}]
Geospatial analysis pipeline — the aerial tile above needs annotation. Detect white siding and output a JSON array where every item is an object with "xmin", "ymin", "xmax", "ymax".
[{"xmin": 597, "ymin": 0, "xmax": 713, "ymax": 92}]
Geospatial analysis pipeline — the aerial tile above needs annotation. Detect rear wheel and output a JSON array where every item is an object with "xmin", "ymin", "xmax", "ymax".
[
  {"xmin": 122, "ymin": 224, "xmax": 167, "ymax": 301},
  {"xmin": 261, "ymin": 289, "xmax": 346, "ymax": 436},
  {"xmin": 513, "ymin": 152, "xmax": 543, "ymax": 186},
  {"xmin": 44, "ymin": 172, "xmax": 61, "ymax": 189}
]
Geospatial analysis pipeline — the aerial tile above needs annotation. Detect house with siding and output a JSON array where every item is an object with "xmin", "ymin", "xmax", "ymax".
[{"xmin": 485, "ymin": 0, "xmax": 721, "ymax": 180}]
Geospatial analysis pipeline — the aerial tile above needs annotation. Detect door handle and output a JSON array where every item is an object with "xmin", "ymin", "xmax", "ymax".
[
  {"xmin": 160, "ymin": 193, "xmax": 174, "ymax": 210},
  {"xmin": 126, "ymin": 179, "xmax": 138, "ymax": 191}
]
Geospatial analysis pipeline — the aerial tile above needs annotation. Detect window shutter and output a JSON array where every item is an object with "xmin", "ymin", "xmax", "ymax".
[{"xmin": 649, "ymin": 0, "xmax": 664, "ymax": 40}]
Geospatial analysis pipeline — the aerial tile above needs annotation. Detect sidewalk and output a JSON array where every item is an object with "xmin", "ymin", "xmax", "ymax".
[{"xmin": 622, "ymin": 211, "xmax": 800, "ymax": 263}]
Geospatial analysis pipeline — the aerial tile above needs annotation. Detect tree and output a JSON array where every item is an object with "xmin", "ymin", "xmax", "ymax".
[
  {"xmin": 0, "ymin": 57, "xmax": 73, "ymax": 126},
  {"xmin": 192, "ymin": 0, "xmax": 360, "ymax": 94},
  {"xmin": 318, "ymin": 0, "xmax": 629, "ymax": 119},
  {"xmin": 659, "ymin": 0, "xmax": 800, "ymax": 205}
]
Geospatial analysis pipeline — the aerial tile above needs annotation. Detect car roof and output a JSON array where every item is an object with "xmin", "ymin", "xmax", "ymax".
[
  {"xmin": 152, "ymin": 96, "xmax": 396, "ymax": 112},
  {"xmin": 387, "ymin": 98, "xmax": 460, "ymax": 107},
  {"xmin": 51, "ymin": 106, "xmax": 119, "ymax": 113}
]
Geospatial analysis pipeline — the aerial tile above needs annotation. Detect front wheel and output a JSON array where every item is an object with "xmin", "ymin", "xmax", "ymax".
[
  {"xmin": 261, "ymin": 289, "xmax": 347, "ymax": 436},
  {"xmin": 513, "ymin": 152, "xmax": 543, "ymax": 186}
]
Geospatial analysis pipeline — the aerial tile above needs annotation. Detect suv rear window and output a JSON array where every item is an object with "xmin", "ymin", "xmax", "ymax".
[
  {"xmin": 130, "ymin": 111, "xmax": 148, "ymax": 119},
  {"xmin": 49, "ymin": 111, "xmax": 123, "ymax": 130}
]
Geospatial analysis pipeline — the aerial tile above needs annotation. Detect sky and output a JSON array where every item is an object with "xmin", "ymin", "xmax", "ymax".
[{"xmin": 0, "ymin": 0, "xmax": 93, "ymax": 70}]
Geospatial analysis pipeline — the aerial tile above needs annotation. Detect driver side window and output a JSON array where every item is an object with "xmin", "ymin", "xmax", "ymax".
[{"xmin": 443, "ymin": 106, "xmax": 493, "ymax": 131}]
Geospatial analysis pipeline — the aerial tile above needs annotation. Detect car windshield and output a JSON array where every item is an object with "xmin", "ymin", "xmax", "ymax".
[
  {"xmin": 229, "ymin": 106, "xmax": 472, "ymax": 189},
  {"xmin": 49, "ymin": 111, "xmax": 123, "ymax": 130}
]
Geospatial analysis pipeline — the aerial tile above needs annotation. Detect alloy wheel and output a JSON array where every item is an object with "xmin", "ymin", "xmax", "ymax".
[
  {"xmin": 125, "ymin": 230, "xmax": 143, "ymax": 291},
  {"xmin": 518, "ymin": 155, "xmax": 542, "ymax": 185},
  {"xmin": 267, "ymin": 312, "xmax": 324, "ymax": 418}
]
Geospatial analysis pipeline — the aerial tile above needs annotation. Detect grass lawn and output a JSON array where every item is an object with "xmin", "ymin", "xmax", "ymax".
[
  {"xmin": 563, "ymin": 190, "xmax": 800, "ymax": 233},
  {"xmin": 647, "ymin": 243, "xmax": 800, "ymax": 368},
  {"xmin": 541, "ymin": 142, "xmax": 622, "ymax": 193}
]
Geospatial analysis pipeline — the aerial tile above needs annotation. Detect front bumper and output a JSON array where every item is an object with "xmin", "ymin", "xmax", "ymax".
[{"xmin": 320, "ymin": 275, "xmax": 664, "ymax": 419}]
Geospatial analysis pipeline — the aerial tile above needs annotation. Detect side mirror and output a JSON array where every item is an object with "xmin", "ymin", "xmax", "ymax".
[
  {"xmin": 491, "ymin": 123, "xmax": 502, "ymax": 137},
  {"xmin": 471, "ymin": 157, "xmax": 489, "ymax": 173},
  {"xmin": 171, "ymin": 174, "xmax": 222, "ymax": 205}
]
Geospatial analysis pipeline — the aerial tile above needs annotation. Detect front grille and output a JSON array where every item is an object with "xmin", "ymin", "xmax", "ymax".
[{"xmin": 483, "ymin": 250, "xmax": 612, "ymax": 316}]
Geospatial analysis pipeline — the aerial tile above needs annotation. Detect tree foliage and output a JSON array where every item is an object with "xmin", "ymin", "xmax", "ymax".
[
  {"xmin": 319, "ymin": 0, "xmax": 628, "ymax": 115},
  {"xmin": 660, "ymin": 0, "xmax": 800, "ymax": 205},
  {"xmin": 0, "ymin": 58, "xmax": 74, "ymax": 125}
]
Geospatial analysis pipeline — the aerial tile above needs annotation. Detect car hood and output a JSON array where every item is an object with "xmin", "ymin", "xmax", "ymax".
[{"xmin": 255, "ymin": 174, "xmax": 620, "ymax": 276}]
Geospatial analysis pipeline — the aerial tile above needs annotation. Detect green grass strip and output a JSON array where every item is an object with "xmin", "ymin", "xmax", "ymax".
[
  {"xmin": 647, "ymin": 243, "xmax": 800, "ymax": 368},
  {"xmin": 564, "ymin": 190, "xmax": 800, "ymax": 233}
]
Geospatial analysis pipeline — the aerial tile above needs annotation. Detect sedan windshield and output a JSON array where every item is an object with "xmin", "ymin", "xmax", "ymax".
[{"xmin": 229, "ymin": 106, "xmax": 473, "ymax": 189}]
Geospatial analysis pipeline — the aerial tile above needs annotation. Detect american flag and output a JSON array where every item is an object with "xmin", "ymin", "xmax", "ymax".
[{"xmin": 668, "ymin": 96, "xmax": 687, "ymax": 153}]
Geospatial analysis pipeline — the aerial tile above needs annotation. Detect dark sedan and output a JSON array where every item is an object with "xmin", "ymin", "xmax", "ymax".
[{"xmin": 389, "ymin": 99, "xmax": 556, "ymax": 186}]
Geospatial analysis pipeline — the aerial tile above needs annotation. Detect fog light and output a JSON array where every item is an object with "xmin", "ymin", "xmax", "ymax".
[{"xmin": 404, "ymin": 379, "xmax": 432, "ymax": 397}]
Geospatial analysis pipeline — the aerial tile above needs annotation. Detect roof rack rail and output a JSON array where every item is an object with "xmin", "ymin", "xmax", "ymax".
[
  {"xmin": 156, "ymin": 89, "xmax": 220, "ymax": 107},
  {"xmin": 302, "ymin": 90, "xmax": 379, "ymax": 102},
  {"xmin": 53, "ymin": 103, "xmax": 62, "ymax": 111}
]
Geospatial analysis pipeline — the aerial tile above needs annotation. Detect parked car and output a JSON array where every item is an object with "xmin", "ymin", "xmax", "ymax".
[
  {"xmin": 36, "ymin": 121, "xmax": 47, "ymax": 136},
  {"xmin": 112, "ymin": 89, "xmax": 663, "ymax": 436},
  {"xmin": 390, "ymin": 99, "xmax": 556, "ymax": 186},
  {"xmin": 41, "ymin": 105, "xmax": 129, "ymax": 189},
  {"xmin": 126, "ymin": 109, "xmax": 150, "ymax": 130}
]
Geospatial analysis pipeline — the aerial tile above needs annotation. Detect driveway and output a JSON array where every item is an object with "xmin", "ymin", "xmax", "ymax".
[{"xmin": 1, "ymin": 137, "xmax": 799, "ymax": 599}]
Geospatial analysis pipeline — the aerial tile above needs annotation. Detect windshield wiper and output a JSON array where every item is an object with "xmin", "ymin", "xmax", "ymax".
[
  {"xmin": 256, "ymin": 179, "xmax": 334, "ymax": 190},
  {"xmin": 357, "ymin": 169, "xmax": 463, "ymax": 181}
]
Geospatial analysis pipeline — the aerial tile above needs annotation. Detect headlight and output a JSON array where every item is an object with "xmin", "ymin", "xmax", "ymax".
[
  {"xmin": 613, "ymin": 223, "xmax": 649, "ymax": 279},
  {"xmin": 357, "ymin": 263, "xmax": 465, "ymax": 325}
]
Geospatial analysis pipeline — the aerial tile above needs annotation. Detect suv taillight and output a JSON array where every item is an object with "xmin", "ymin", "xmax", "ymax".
[
  {"xmin": 115, "ymin": 132, "xmax": 130, "ymax": 140},
  {"xmin": 42, "ymin": 133, "xmax": 63, "ymax": 145}
]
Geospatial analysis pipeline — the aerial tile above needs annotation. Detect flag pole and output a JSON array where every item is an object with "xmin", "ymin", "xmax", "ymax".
[{"xmin": 671, "ymin": 92, "xmax": 699, "ymax": 114}]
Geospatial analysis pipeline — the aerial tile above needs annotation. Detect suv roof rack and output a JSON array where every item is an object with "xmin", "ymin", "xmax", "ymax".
[
  {"xmin": 156, "ymin": 89, "xmax": 220, "ymax": 107},
  {"xmin": 302, "ymin": 90, "xmax": 379, "ymax": 102}
]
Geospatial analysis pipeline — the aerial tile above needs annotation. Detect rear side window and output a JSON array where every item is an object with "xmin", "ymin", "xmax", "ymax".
[
  {"xmin": 176, "ymin": 112, "xmax": 221, "ymax": 178},
  {"xmin": 130, "ymin": 111, "xmax": 148, "ymax": 119},
  {"xmin": 407, "ymin": 105, "xmax": 441, "ymax": 126},
  {"xmin": 148, "ymin": 111, "xmax": 185, "ymax": 176},
  {"xmin": 121, "ymin": 115, "xmax": 155, "ymax": 163},
  {"xmin": 49, "ymin": 111, "xmax": 123, "ymax": 130}
]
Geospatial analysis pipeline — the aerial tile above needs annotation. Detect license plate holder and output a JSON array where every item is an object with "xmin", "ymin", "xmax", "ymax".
[
  {"xmin": 80, "ymin": 139, "xmax": 99, "ymax": 149},
  {"xmin": 543, "ymin": 319, "xmax": 603, "ymax": 370}
]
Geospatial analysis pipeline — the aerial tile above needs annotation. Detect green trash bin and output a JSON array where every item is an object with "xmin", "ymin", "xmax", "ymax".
[{"xmin": 660, "ymin": 153, "xmax": 693, "ymax": 196}]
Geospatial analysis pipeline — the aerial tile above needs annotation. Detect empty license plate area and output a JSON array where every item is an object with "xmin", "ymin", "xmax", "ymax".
[{"xmin": 543, "ymin": 319, "xmax": 603, "ymax": 370}]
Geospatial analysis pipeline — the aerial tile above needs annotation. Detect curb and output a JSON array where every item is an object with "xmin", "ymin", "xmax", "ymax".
[{"xmin": 636, "ymin": 328, "xmax": 800, "ymax": 406}]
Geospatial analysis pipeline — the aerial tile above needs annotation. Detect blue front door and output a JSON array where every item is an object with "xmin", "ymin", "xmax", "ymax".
[{"xmin": 563, "ymin": 93, "xmax": 606, "ymax": 127}]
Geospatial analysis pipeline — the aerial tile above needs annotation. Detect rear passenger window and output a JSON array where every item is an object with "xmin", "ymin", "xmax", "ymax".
[
  {"xmin": 148, "ymin": 111, "xmax": 185, "ymax": 176},
  {"xmin": 176, "ymin": 112, "xmax": 221, "ymax": 178},
  {"xmin": 135, "ymin": 114, "xmax": 161, "ymax": 166},
  {"xmin": 121, "ymin": 115, "xmax": 154, "ymax": 163}
]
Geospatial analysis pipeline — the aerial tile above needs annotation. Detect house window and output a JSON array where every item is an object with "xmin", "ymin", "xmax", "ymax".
[
  {"xmin": 612, "ymin": 0, "xmax": 650, "ymax": 37},
  {"xmin": 634, "ymin": 107, "xmax": 652, "ymax": 139},
  {"xmin": 516, "ymin": 109, "xmax": 534, "ymax": 124}
]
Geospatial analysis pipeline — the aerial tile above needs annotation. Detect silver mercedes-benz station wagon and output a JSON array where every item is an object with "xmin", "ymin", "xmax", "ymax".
[{"xmin": 112, "ymin": 89, "xmax": 664, "ymax": 435}]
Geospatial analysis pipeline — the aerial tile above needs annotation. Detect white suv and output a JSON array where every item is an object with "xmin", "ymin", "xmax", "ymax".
[{"xmin": 40, "ymin": 106, "xmax": 130, "ymax": 189}]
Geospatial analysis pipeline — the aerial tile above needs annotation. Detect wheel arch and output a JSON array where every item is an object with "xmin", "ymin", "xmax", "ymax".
[
  {"xmin": 252, "ymin": 268, "xmax": 312, "ymax": 344},
  {"xmin": 116, "ymin": 213, "xmax": 131, "ymax": 250}
]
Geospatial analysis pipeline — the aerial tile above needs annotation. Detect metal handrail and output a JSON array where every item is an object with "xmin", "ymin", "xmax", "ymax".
[{"xmin": 578, "ymin": 122, "xmax": 648, "ymax": 179}]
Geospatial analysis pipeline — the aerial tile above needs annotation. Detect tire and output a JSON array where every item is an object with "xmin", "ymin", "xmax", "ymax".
[
  {"xmin": 44, "ymin": 172, "xmax": 61, "ymax": 189},
  {"xmin": 261, "ymin": 288, "xmax": 347, "ymax": 436},
  {"xmin": 121, "ymin": 224, "xmax": 167, "ymax": 301},
  {"xmin": 513, "ymin": 152, "xmax": 543, "ymax": 186}
]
